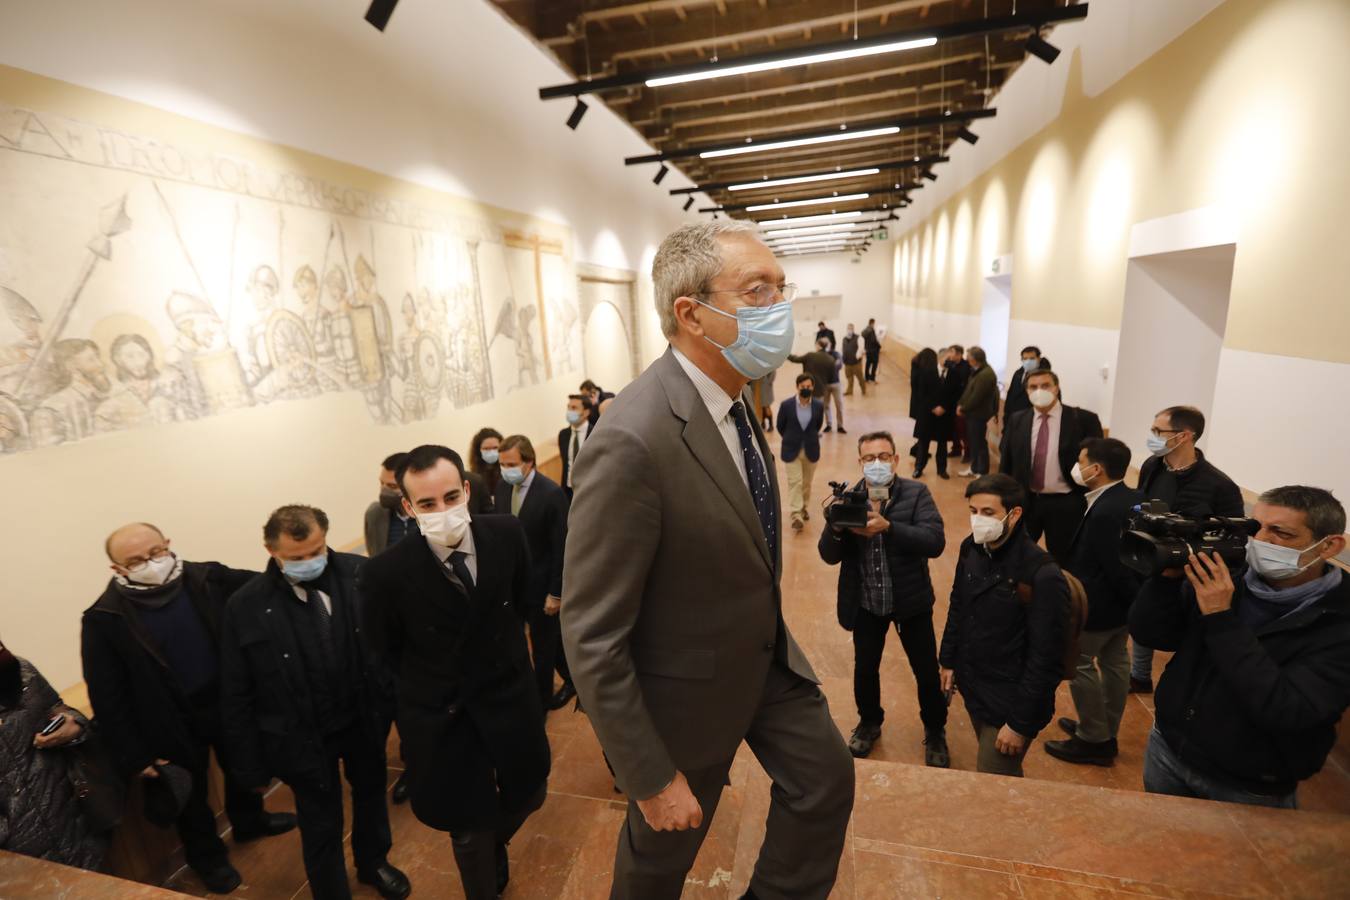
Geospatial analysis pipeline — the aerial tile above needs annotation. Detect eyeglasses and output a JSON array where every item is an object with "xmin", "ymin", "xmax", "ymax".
[
  {"xmin": 698, "ymin": 283, "xmax": 798, "ymax": 308},
  {"xmin": 123, "ymin": 547, "xmax": 171, "ymax": 569},
  {"xmin": 1149, "ymin": 428, "xmax": 1184, "ymax": 438},
  {"xmin": 859, "ymin": 453, "xmax": 895, "ymax": 464}
]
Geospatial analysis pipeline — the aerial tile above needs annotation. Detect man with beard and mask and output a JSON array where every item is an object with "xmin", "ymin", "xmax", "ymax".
[
  {"xmin": 0, "ymin": 636, "xmax": 107, "ymax": 872},
  {"xmin": 82, "ymin": 523, "xmax": 296, "ymax": 894},
  {"xmin": 359, "ymin": 445, "xmax": 549, "ymax": 900},
  {"xmin": 29, "ymin": 338, "xmax": 111, "ymax": 447},
  {"xmin": 221, "ymin": 506, "xmax": 410, "ymax": 900},
  {"xmin": 939, "ymin": 474, "xmax": 1070, "ymax": 777},
  {"xmin": 1130, "ymin": 486, "xmax": 1350, "ymax": 808}
]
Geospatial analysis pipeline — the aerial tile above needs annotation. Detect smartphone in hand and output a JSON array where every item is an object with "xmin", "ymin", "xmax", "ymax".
[{"xmin": 39, "ymin": 713, "xmax": 66, "ymax": 737}]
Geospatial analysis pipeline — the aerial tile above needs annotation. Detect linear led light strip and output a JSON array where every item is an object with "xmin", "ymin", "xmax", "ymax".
[
  {"xmin": 764, "ymin": 226, "xmax": 873, "ymax": 244},
  {"xmin": 646, "ymin": 37, "xmax": 937, "ymax": 88},
  {"xmin": 728, "ymin": 168, "xmax": 880, "ymax": 192},
  {"xmin": 744, "ymin": 193, "xmax": 869, "ymax": 213},
  {"xmin": 759, "ymin": 210, "xmax": 864, "ymax": 229},
  {"xmin": 771, "ymin": 235, "xmax": 866, "ymax": 248},
  {"xmin": 764, "ymin": 222, "xmax": 875, "ymax": 238},
  {"xmin": 701, "ymin": 126, "xmax": 900, "ymax": 160}
]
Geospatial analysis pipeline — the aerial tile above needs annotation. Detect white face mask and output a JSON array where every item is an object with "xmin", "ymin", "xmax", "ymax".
[
  {"xmin": 418, "ymin": 501, "xmax": 472, "ymax": 548},
  {"xmin": 126, "ymin": 553, "xmax": 178, "ymax": 586},
  {"xmin": 1246, "ymin": 537, "xmax": 1329, "ymax": 582},
  {"xmin": 1070, "ymin": 462, "xmax": 1099, "ymax": 488},
  {"xmin": 971, "ymin": 513, "xmax": 1009, "ymax": 545},
  {"xmin": 1028, "ymin": 388, "xmax": 1056, "ymax": 409}
]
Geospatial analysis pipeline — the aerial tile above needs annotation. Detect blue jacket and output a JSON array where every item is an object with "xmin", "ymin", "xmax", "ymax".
[{"xmin": 776, "ymin": 397, "xmax": 823, "ymax": 463}]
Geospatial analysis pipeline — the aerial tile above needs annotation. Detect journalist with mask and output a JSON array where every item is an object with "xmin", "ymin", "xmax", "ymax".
[
  {"xmin": 365, "ymin": 452, "xmax": 420, "ymax": 557},
  {"xmin": 563, "ymin": 221, "xmax": 853, "ymax": 899},
  {"xmin": 221, "ymin": 506, "xmax": 409, "ymax": 900},
  {"xmin": 359, "ymin": 445, "xmax": 549, "ymax": 900},
  {"xmin": 818, "ymin": 431, "xmax": 948, "ymax": 765},
  {"xmin": 1129, "ymin": 485, "xmax": 1350, "ymax": 808}
]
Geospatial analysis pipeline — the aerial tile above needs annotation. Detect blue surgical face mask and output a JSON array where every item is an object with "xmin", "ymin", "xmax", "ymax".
[
  {"xmin": 863, "ymin": 461, "xmax": 894, "ymax": 487},
  {"xmin": 565, "ymin": 410, "xmax": 583, "ymax": 426},
  {"xmin": 282, "ymin": 554, "xmax": 328, "ymax": 583},
  {"xmin": 1246, "ymin": 536, "xmax": 1329, "ymax": 582},
  {"xmin": 500, "ymin": 465, "xmax": 526, "ymax": 486},
  {"xmin": 1021, "ymin": 358, "xmax": 1038, "ymax": 373},
  {"xmin": 1146, "ymin": 433, "xmax": 1177, "ymax": 457},
  {"xmin": 480, "ymin": 448, "xmax": 499, "ymax": 465},
  {"xmin": 696, "ymin": 298, "xmax": 795, "ymax": 380}
]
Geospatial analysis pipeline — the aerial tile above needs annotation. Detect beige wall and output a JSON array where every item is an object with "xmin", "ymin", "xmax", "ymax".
[{"xmin": 894, "ymin": 0, "xmax": 1350, "ymax": 362}]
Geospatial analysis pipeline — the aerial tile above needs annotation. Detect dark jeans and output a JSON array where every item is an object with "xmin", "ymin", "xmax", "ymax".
[
  {"xmin": 286, "ymin": 722, "xmax": 393, "ymax": 900},
  {"xmin": 177, "ymin": 706, "xmax": 267, "ymax": 872},
  {"xmin": 914, "ymin": 438, "xmax": 948, "ymax": 476},
  {"xmin": 865, "ymin": 351, "xmax": 880, "ymax": 381},
  {"xmin": 965, "ymin": 415, "xmax": 990, "ymax": 474},
  {"xmin": 1143, "ymin": 728, "xmax": 1296, "ymax": 809},
  {"xmin": 1023, "ymin": 491, "xmax": 1086, "ymax": 566},
  {"xmin": 852, "ymin": 608, "xmax": 948, "ymax": 732},
  {"xmin": 528, "ymin": 608, "xmax": 571, "ymax": 706},
  {"xmin": 450, "ymin": 782, "xmax": 547, "ymax": 900}
]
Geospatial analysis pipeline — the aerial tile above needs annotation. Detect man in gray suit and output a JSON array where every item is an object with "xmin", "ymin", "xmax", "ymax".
[{"xmin": 561, "ymin": 221, "xmax": 854, "ymax": 900}]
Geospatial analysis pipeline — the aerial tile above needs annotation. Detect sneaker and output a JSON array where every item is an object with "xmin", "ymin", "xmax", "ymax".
[
  {"xmin": 802, "ymin": 510, "xmax": 810, "ymax": 521},
  {"xmin": 823, "ymin": 425, "xmax": 833, "ymax": 433},
  {"xmin": 1045, "ymin": 736, "xmax": 1118, "ymax": 767},
  {"xmin": 958, "ymin": 468, "xmax": 975, "ymax": 478},
  {"xmin": 791, "ymin": 517, "xmax": 804, "ymax": 532},
  {"xmin": 1129, "ymin": 677, "xmax": 1154, "ymax": 694},
  {"xmin": 837, "ymin": 427, "xmax": 848, "ymax": 435},
  {"xmin": 848, "ymin": 723, "xmax": 882, "ymax": 758},
  {"xmin": 923, "ymin": 728, "xmax": 950, "ymax": 768}
]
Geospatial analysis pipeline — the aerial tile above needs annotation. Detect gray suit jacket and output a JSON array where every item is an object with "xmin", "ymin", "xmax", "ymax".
[
  {"xmin": 561, "ymin": 347, "xmax": 818, "ymax": 801},
  {"xmin": 364, "ymin": 501, "xmax": 392, "ymax": 557}
]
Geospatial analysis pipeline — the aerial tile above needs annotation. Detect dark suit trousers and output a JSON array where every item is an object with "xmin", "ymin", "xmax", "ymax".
[
  {"xmin": 450, "ymin": 781, "xmax": 547, "ymax": 900},
  {"xmin": 1024, "ymin": 491, "xmax": 1086, "ymax": 566},
  {"xmin": 611, "ymin": 663, "xmax": 854, "ymax": 900},
  {"xmin": 914, "ymin": 438, "xmax": 948, "ymax": 476},
  {"xmin": 177, "ymin": 703, "xmax": 267, "ymax": 871},
  {"xmin": 529, "ymin": 607, "xmax": 566, "ymax": 704},
  {"xmin": 286, "ymin": 722, "xmax": 392, "ymax": 900},
  {"xmin": 852, "ymin": 608, "xmax": 948, "ymax": 733},
  {"xmin": 965, "ymin": 415, "xmax": 991, "ymax": 474},
  {"xmin": 864, "ymin": 351, "xmax": 880, "ymax": 381}
]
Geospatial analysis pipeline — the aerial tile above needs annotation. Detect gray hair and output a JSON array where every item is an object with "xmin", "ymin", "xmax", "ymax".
[
  {"xmin": 652, "ymin": 220, "xmax": 762, "ymax": 339},
  {"xmin": 1257, "ymin": 486, "xmax": 1346, "ymax": 539}
]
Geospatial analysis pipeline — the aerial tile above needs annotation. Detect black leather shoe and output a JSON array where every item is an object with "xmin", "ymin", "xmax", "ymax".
[
  {"xmin": 937, "ymin": 471, "xmax": 950, "ymax": 479},
  {"xmin": 391, "ymin": 773, "xmax": 410, "ymax": 805},
  {"xmin": 1058, "ymin": 717, "xmax": 1078, "ymax": 737},
  {"xmin": 1045, "ymin": 736, "xmax": 1118, "ymax": 767},
  {"xmin": 358, "ymin": 863, "xmax": 411, "ymax": 900},
  {"xmin": 549, "ymin": 681, "xmax": 578, "ymax": 711},
  {"xmin": 233, "ymin": 812, "xmax": 297, "ymax": 842},
  {"xmin": 847, "ymin": 723, "xmax": 882, "ymax": 758},
  {"xmin": 837, "ymin": 427, "xmax": 847, "ymax": 435},
  {"xmin": 195, "ymin": 862, "xmax": 242, "ymax": 894},
  {"xmin": 923, "ymin": 728, "xmax": 950, "ymax": 768},
  {"xmin": 1129, "ymin": 677, "xmax": 1154, "ymax": 694},
  {"xmin": 912, "ymin": 469, "xmax": 924, "ymax": 479},
  {"xmin": 823, "ymin": 425, "xmax": 833, "ymax": 433},
  {"xmin": 496, "ymin": 842, "xmax": 510, "ymax": 895}
]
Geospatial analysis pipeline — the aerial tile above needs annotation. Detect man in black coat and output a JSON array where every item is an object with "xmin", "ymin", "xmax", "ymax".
[
  {"xmin": 559, "ymin": 394, "xmax": 595, "ymax": 498},
  {"xmin": 940, "ymin": 474, "xmax": 1070, "ymax": 777},
  {"xmin": 220, "ymin": 506, "xmax": 409, "ymax": 900},
  {"xmin": 360, "ymin": 445, "xmax": 549, "ymax": 900},
  {"xmin": 944, "ymin": 346, "xmax": 972, "ymax": 457},
  {"xmin": 1002, "ymin": 346, "xmax": 1050, "ymax": 421},
  {"xmin": 815, "ymin": 320, "xmax": 836, "ymax": 351},
  {"xmin": 82, "ymin": 523, "xmax": 296, "ymax": 894},
  {"xmin": 819, "ymin": 432, "xmax": 948, "ymax": 764},
  {"xmin": 1131, "ymin": 405, "xmax": 1246, "ymax": 693},
  {"xmin": 777, "ymin": 373, "xmax": 824, "ymax": 532},
  {"xmin": 496, "ymin": 434, "xmax": 574, "ymax": 710},
  {"xmin": 861, "ymin": 318, "xmax": 882, "ymax": 382},
  {"xmin": 998, "ymin": 369, "xmax": 1103, "ymax": 566},
  {"xmin": 1044, "ymin": 439, "xmax": 1143, "ymax": 767},
  {"xmin": 1130, "ymin": 485, "xmax": 1350, "ymax": 808}
]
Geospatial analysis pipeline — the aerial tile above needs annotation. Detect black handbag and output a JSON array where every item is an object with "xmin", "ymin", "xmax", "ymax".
[{"xmin": 65, "ymin": 725, "xmax": 126, "ymax": 833}]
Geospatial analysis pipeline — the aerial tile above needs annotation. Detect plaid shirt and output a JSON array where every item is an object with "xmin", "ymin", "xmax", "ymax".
[{"xmin": 858, "ymin": 484, "xmax": 896, "ymax": 617}]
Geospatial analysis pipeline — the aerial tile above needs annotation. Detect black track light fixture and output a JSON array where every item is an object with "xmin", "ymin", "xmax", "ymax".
[
  {"xmin": 1026, "ymin": 32, "xmax": 1061, "ymax": 64},
  {"xmin": 364, "ymin": 0, "xmax": 399, "ymax": 31},
  {"xmin": 922, "ymin": 170, "xmax": 938, "ymax": 181},
  {"xmin": 653, "ymin": 164, "xmax": 670, "ymax": 185},
  {"xmin": 683, "ymin": 197, "xmax": 695, "ymax": 211},
  {"xmin": 957, "ymin": 127, "xmax": 980, "ymax": 145},
  {"xmin": 566, "ymin": 98, "xmax": 589, "ymax": 130}
]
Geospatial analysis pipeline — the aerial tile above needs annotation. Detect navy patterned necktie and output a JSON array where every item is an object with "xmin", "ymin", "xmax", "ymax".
[
  {"xmin": 447, "ymin": 550, "xmax": 476, "ymax": 595},
  {"xmin": 729, "ymin": 400, "xmax": 777, "ymax": 565}
]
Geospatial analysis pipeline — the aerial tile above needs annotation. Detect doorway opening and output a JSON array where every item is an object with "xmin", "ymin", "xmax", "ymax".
[{"xmin": 980, "ymin": 271, "xmax": 1013, "ymax": 381}]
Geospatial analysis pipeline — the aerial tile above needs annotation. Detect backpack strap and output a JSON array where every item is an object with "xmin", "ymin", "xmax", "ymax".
[{"xmin": 1013, "ymin": 549, "xmax": 1057, "ymax": 606}]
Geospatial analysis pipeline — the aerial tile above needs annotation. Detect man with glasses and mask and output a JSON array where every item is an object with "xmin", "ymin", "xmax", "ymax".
[
  {"xmin": 1131, "ymin": 486, "xmax": 1350, "ymax": 808},
  {"xmin": 940, "ymin": 474, "xmax": 1070, "ymax": 777},
  {"xmin": 359, "ymin": 445, "xmax": 549, "ymax": 900},
  {"xmin": 221, "ymin": 506, "xmax": 409, "ymax": 900},
  {"xmin": 82, "ymin": 523, "xmax": 296, "ymax": 895},
  {"xmin": 563, "ymin": 222, "xmax": 854, "ymax": 900},
  {"xmin": 1130, "ymin": 406, "xmax": 1245, "ymax": 693},
  {"xmin": 819, "ymin": 431, "xmax": 948, "ymax": 765}
]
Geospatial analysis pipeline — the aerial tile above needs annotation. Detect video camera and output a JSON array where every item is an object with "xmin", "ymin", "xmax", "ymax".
[
  {"xmin": 825, "ymin": 480, "xmax": 871, "ymax": 529},
  {"xmin": 1119, "ymin": 500, "xmax": 1257, "ymax": 577}
]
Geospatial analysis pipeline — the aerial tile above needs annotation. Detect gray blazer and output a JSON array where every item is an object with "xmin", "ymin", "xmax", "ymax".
[
  {"xmin": 561, "ymin": 348, "xmax": 818, "ymax": 801},
  {"xmin": 363, "ymin": 501, "xmax": 392, "ymax": 557}
]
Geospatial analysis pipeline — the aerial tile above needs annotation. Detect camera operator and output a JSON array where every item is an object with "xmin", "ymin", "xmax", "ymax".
[
  {"xmin": 1131, "ymin": 406, "xmax": 1245, "ymax": 694},
  {"xmin": 940, "ymin": 474, "xmax": 1070, "ymax": 776},
  {"xmin": 819, "ymin": 432, "xmax": 948, "ymax": 764},
  {"xmin": 1129, "ymin": 485, "xmax": 1350, "ymax": 808}
]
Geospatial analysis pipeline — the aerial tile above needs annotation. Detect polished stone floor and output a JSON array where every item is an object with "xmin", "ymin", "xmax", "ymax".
[{"xmin": 154, "ymin": 353, "xmax": 1350, "ymax": 898}]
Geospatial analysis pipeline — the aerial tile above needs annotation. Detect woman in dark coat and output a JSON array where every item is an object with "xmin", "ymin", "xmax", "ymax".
[
  {"xmin": 0, "ymin": 640, "xmax": 108, "ymax": 871},
  {"xmin": 911, "ymin": 347, "xmax": 956, "ymax": 479},
  {"xmin": 469, "ymin": 427, "xmax": 503, "ymax": 498}
]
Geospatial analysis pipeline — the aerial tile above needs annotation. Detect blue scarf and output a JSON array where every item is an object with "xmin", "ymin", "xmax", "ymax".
[{"xmin": 1240, "ymin": 564, "xmax": 1343, "ymax": 629}]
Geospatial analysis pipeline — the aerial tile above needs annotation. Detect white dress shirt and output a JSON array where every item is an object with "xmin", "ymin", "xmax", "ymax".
[
  {"xmin": 672, "ymin": 346, "xmax": 764, "ymax": 490},
  {"xmin": 1084, "ymin": 479, "xmax": 1123, "ymax": 512},
  {"xmin": 289, "ymin": 582, "xmax": 333, "ymax": 614},
  {"xmin": 426, "ymin": 521, "xmax": 479, "ymax": 583},
  {"xmin": 1028, "ymin": 401, "xmax": 1071, "ymax": 494}
]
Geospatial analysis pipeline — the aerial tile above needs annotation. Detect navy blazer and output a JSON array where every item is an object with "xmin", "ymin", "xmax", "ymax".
[{"xmin": 776, "ymin": 397, "xmax": 824, "ymax": 463}]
